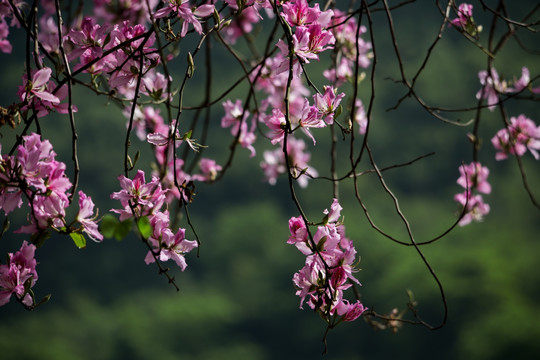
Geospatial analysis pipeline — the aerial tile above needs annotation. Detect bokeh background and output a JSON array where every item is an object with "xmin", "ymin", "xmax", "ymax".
[{"xmin": 1, "ymin": 1, "xmax": 539, "ymax": 359}]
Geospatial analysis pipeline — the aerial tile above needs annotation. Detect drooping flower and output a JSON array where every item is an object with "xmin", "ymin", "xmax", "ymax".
[
  {"xmin": 313, "ymin": 86, "xmax": 345, "ymax": 125},
  {"xmin": 110, "ymin": 170, "xmax": 167, "ymax": 220},
  {"xmin": 491, "ymin": 114, "xmax": 540, "ymax": 160},
  {"xmin": 76, "ymin": 191, "xmax": 104, "ymax": 242},
  {"xmin": 0, "ymin": 241, "xmax": 38, "ymax": 307},
  {"xmin": 456, "ymin": 162, "xmax": 491, "ymax": 194},
  {"xmin": 454, "ymin": 191, "xmax": 490, "ymax": 226},
  {"xmin": 144, "ymin": 211, "xmax": 198, "ymax": 271},
  {"xmin": 288, "ymin": 199, "xmax": 365, "ymax": 322}
]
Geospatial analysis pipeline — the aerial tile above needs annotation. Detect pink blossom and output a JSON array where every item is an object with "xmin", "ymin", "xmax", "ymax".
[
  {"xmin": 264, "ymin": 108, "xmax": 287, "ymax": 145},
  {"xmin": 17, "ymin": 68, "xmax": 75, "ymax": 117},
  {"xmin": 237, "ymin": 121, "xmax": 257, "ymax": 157},
  {"xmin": 450, "ymin": 3, "xmax": 473, "ymax": 28},
  {"xmin": 192, "ymin": 158, "xmax": 222, "ymax": 182},
  {"xmin": 507, "ymin": 67, "xmax": 540, "ymax": 93},
  {"xmin": 454, "ymin": 191, "xmax": 490, "ymax": 226},
  {"xmin": 144, "ymin": 212, "xmax": 198, "ymax": 271},
  {"xmin": 158, "ymin": 158, "xmax": 192, "ymax": 203},
  {"xmin": 66, "ymin": 17, "xmax": 111, "ymax": 62},
  {"xmin": 336, "ymin": 299, "xmax": 367, "ymax": 322},
  {"xmin": 110, "ymin": 170, "xmax": 168, "ymax": 220},
  {"xmin": 292, "ymin": 255, "xmax": 325, "ymax": 309},
  {"xmin": 281, "ymin": 0, "xmax": 332, "ymax": 28},
  {"xmin": 154, "ymin": 0, "xmax": 214, "ymax": 37},
  {"xmin": 324, "ymin": 198, "xmax": 343, "ymax": 223},
  {"xmin": 288, "ymin": 199, "xmax": 364, "ymax": 320},
  {"xmin": 491, "ymin": 114, "xmax": 540, "ymax": 160},
  {"xmin": 76, "ymin": 191, "xmax": 104, "ymax": 242},
  {"xmin": 275, "ymin": 24, "xmax": 335, "ymax": 77},
  {"xmin": 16, "ymin": 192, "xmax": 67, "ymax": 234},
  {"xmin": 260, "ymin": 136, "xmax": 317, "ymax": 188},
  {"xmin": 354, "ymin": 98, "xmax": 368, "ymax": 135},
  {"xmin": 221, "ymin": 99, "xmax": 248, "ymax": 134},
  {"xmin": 142, "ymin": 70, "xmax": 172, "ymax": 101},
  {"xmin": 287, "ymin": 215, "xmax": 311, "ymax": 255},
  {"xmin": 297, "ymin": 99, "xmax": 324, "ymax": 145},
  {"xmin": 313, "ymin": 86, "xmax": 345, "ymax": 125},
  {"xmin": 476, "ymin": 68, "xmax": 507, "ymax": 111},
  {"xmin": 0, "ymin": 241, "xmax": 38, "ymax": 306},
  {"xmin": 456, "ymin": 162, "xmax": 491, "ymax": 194},
  {"xmin": 19, "ymin": 67, "xmax": 60, "ymax": 105}
]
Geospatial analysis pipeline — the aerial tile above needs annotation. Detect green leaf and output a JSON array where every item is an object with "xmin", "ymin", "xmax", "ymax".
[
  {"xmin": 136, "ymin": 216, "xmax": 152, "ymax": 240},
  {"xmin": 115, "ymin": 219, "xmax": 132, "ymax": 241},
  {"xmin": 100, "ymin": 214, "xmax": 132, "ymax": 241},
  {"xmin": 70, "ymin": 232, "xmax": 87, "ymax": 249}
]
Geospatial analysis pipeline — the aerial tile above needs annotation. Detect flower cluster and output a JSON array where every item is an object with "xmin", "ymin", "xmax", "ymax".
[
  {"xmin": 491, "ymin": 114, "xmax": 540, "ymax": 161},
  {"xmin": 454, "ymin": 162, "xmax": 491, "ymax": 226},
  {"xmin": 252, "ymin": 1, "xmax": 371, "ymax": 186},
  {"xmin": 0, "ymin": 241, "xmax": 38, "ymax": 307},
  {"xmin": 288, "ymin": 199, "xmax": 366, "ymax": 323},
  {"xmin": 0, "ymin": 133, "xmax": 103, "ymax": 241},
  {"xmin": 110, "ymin": 170, "xmax": 197, "ymax": 270}
]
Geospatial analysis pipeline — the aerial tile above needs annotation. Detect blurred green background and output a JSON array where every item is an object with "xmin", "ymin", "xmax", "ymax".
[{"xmin": 1, "ymin": 2, "xmax": 539, "ymax": 359}]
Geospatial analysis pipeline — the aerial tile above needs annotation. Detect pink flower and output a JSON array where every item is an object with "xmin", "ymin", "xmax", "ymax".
[
  {"xmin": 144, "ymin": 212, "xmax": 198, "ymax": 271},
  {"xmin": 288, "ymin": 199, "xmax": 363, "ymax": 320},
  {"xmin": 456, "ymin": 162, "xmax": 491, "ymax": 194},
  {"xmin": 491, "ymin": 114, "xmax": 540, "ymax": 160},
  {"xmin": 454, "ymin": 191, "xmax": 490, "ymax": 226},
  {"xmin": 450, "ymin": 3, "xmax": 473, "ymax": 28},
  {"xmin": 281, "ymin": 0, "xmax": 332, "ymax": 28},
  {"xmin": 324, "ymin": 198, "xmax": 343, "ymax": 223},
  {"xmin": 336, "ymin": 299, "xmax": 367, "ymax": 322},
  {"xmin": 260, "ymin": 136, "xmax": 317, "ymax": 188},
  {"xmin": 476, "ymin": 68, "xmax": 507, "ymax": 111},
  {"xmin": 221, "ymin": 99, "xmax": 249, "ymax": 133},
  {"xmin": 76, "ymin": 191, "xmax": 103, "ymax": 242},
  {"xmin": 264, "ymin": 108, "xmax": 287, "ymax": 145},
  {"xmin": 110, "ymin": 170, "xmax": 167, "ymax": 220},
  {"xmin": 275, "ymin": 23, "xmax": 335, "ymax": 77},
  {"xmin": 192, "ymin": 158, "xmax": 222, "ymax": 182},
  {"xmin": 142, "ymin": 71, "xmax": 172, "ymax": 101},
  {"xmin": 19, "ymin": 67, "xmax": 60, "ymax": 104},
  {"xmin": 66, "ymin": 17, "xmax": 111, "ymax": 62},
  {"xmin": 0, "ymin": 241, "xmax": 38, "ymax": 307},
  {"xmin": 313, "ymin": 86, "xmax": 345, "ymax": 125},
  {"xmin": 354, "ymin": 98, "xmax": 368, "ymax": 135},
  {"xmin": 154, "ymin": 0, "xmax": 214, "ymax": 37}
]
